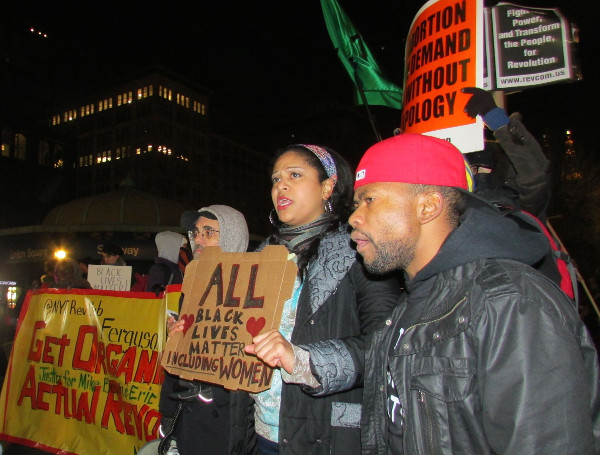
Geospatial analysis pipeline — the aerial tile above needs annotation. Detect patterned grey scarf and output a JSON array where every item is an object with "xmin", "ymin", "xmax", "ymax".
[{"xmin": 260, "ymin": 223, "xmax": 356, "ymax": 314}]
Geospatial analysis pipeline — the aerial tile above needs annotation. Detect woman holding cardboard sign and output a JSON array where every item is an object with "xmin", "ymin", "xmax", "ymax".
[{"xmin": 238, "ymin": 144, "xmax": 400, "ymax": 454}]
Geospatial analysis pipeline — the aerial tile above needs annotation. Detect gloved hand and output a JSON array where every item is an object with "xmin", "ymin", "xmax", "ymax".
[
  {"xmin": 152, "ymin": 283, "xmax": 166, "ymax": 296},
  {"xmin": 462, "ymin": 87, "xmax": 497, "ymax": 118}
]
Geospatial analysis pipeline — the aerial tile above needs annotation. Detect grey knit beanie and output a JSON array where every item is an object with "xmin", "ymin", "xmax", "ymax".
[
  {"xmin": 197, "ymin": 205, "xmax": 249, "ymax": 253},
  {"xmin": 155, "ymin": 231, "xmax": 187, "ymax": 263}
]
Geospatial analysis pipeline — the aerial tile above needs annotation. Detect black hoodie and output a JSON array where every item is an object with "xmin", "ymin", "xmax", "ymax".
[{"xmin": 400, "ymin": 203, "xmax": 550, "ymax": 331}]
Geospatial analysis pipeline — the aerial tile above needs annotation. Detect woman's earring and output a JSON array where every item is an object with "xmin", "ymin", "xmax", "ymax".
[
  {"xmin": 269, "ymin": 209, "xmax": 280, "ymax": 227},
  {"xmin": 323, "ymin": 199, "xmax": 333, "ymax": 214}
]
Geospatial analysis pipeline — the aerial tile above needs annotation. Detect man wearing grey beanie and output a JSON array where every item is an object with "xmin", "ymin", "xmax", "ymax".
[
  {"xmin": 180, "ymin": 204, "xmax": 249, "ymax": 259},
  {"xmin": 157, "ymin": 204, "xmax": 252, "ymax": 455}
]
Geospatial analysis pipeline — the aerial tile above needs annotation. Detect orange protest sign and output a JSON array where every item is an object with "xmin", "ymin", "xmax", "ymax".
[
  {"xmin": 161, "ymin": 245, "xmax": 297, "ymax": 393},
  {"xmin": 402, "ymin": 0, "xmax": 484, "ymax": 152},
  {"xmin": 0, "ymin": 288, "xmax": 167, "ymax": 454}
]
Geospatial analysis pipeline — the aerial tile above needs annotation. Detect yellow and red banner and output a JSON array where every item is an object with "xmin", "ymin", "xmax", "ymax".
[{"xmin": 0, "ymin": 287, "xmax": 176, "ymax": 454}]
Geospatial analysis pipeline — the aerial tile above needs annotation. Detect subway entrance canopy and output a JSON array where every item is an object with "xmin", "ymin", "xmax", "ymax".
[{"xmin": 0, "ymin": 181, "xmax": 188, "ymax": 293}]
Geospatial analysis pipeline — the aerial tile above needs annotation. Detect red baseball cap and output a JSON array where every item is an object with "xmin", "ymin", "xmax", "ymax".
[{"xmin": 354, "ymin": 133, "xmax": 474, "ymax": 192}]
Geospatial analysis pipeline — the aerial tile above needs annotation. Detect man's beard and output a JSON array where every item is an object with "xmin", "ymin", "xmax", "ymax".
[
  {"xmin": 192, "ymin": 243, "xmax": 203, "ymax": 259},
  {"xmin": 364, "ymin": 238, "xmax": 415, "ymax": 275}
]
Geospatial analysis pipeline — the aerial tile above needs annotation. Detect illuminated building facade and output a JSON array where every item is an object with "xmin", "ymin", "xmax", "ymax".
[
  {"xmin": 46, "ymin": 69, "xmax": 271, "ymax": 234},
  {"xmin": 0, "ymin": 68, "xmax": 272, "ymax": 323}
]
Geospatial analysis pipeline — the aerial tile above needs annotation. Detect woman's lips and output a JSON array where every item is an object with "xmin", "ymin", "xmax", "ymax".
[{"xmin": 277, "ymin": 197, "xmax": 292, "ymax": 210}]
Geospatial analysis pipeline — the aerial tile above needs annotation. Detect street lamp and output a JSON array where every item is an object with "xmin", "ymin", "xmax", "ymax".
[{"xmin": 54, "ymin": 249, "xmax": 67, "ymax": 260}]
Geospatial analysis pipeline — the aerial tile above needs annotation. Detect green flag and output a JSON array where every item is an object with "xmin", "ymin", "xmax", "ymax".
[{"xmin": 321, "ymin": 0, "xmax": 403, "ymax": 109}]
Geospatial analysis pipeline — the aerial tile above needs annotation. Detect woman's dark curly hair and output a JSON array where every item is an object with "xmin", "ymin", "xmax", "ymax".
[{"xmin": 269, "ymin": 144, "xmax": 354, "ymax": 277}]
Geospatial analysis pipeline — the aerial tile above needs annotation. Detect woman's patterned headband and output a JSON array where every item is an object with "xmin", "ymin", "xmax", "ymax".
[{"xmin": 295, "ymin": 144, "xmax": 338, "ymax": 181}]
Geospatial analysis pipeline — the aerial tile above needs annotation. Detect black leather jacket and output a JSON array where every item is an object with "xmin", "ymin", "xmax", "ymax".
[{"xmin": 361, "ymin": 208, "xmax": 600, "ymax": 454}]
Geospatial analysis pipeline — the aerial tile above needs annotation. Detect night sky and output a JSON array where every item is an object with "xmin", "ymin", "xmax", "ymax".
[{"xmin": 3, "ymin": 1, "xmax": 598, "ymax": 150}]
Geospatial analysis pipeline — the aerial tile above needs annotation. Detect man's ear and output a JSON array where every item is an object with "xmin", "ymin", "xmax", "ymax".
[{"xmin": 417, "ymin": 191, "xmax": 444, "ymax": 224}]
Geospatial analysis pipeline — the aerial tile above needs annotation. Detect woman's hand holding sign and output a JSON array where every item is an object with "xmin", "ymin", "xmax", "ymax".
[{"xmin": 244, "ymin": 329, "xmax": 295, "ymax": 374}]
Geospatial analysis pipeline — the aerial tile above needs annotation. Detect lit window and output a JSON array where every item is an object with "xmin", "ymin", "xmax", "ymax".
[
  {"xmin": 149, "ymin": 85, "xmax": 153, "ymax": 96},
  {"xmin": 148, "ymin": 144, "xmax": 153, "ymax": 152},
  {"xmin": 7, "ymin": 286, "xmax": 17, "ymax": 309},
  {"xmin": 117, "ymin": 94, "xmax": 122, "ymax": 106},
  {"xmin": 138, "ymin": 88, "xmax": 143, "ymax": 99}
]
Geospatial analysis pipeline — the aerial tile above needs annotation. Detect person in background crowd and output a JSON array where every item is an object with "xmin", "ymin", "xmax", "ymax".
[
  {"xmin": 463, "ymin": 86, "xmax": 577, "ymax": 301},
  {"xmin": 97, "ymin": 242, "xmax": 126, "ymax": 265},
  {"xmin": 39, "ymin": 258, "xmax": 58, "ymax": 288},
  {"xmin": 350, "ymin": 133, "xmax": 600, "ymax": 454},
  {"xmin": 158, "ymin": 205, "xmax": 253, "ymax": 455},
  {"xmin": 462, "ymin": 86, "xmax": 551, "ymax": 220},
  {"xmin": 78, "ymin": 256, "xmax": 96, "ymax": 280},
  {"xmin": 53, "ymin": 258, "xmax": 92, "ymax": 290},
  {"xmin": 238, "ymin": 144, "xmax": 400, "ymax": 455},
  {"xmin": 145, "ymin": 231, "xmax": 187, "ymax": 295}
]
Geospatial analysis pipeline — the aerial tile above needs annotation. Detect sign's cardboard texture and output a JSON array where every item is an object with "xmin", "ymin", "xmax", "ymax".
[
  {"xmin": 161, "ymin": 245, "xmax": 297, "ymax": 393},
  {"xmin": 88, "ymin": 264, "xmax": 133, "ymax": 291}
]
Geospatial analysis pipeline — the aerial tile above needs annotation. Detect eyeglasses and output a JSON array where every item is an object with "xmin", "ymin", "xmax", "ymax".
[{"xmin": 188, "ymin": 226, "xmax": 220, "ymax": 240}]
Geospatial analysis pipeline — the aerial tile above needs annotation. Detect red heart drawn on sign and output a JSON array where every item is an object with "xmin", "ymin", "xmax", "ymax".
[
  {"xmin": 246, "ymin": 317, "xmax": 266, "ymax": 337},
  {"xmin": 180, "ymin": 314, "xmax": 194, "ymax": 336}
]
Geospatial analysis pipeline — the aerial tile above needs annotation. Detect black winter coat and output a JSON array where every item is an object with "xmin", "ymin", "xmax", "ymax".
[
  {"xmin": 361, "ymin": 206, "xmax": 600, "ymax": 455},
  {"xmin": 231, "ymin": 235, "xmax": 400, "ymax": 454}
]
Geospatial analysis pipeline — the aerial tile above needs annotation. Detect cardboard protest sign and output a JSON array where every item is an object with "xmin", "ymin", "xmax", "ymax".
[
  {"xmin": 164, "ymin": 283, "xmax": 183, "ymax": 317},
  {"xmin": 402, "ymin": 0, "xmax": 484, "ymax": 153},
  {"xmin": 490, "ymin": 2, "xmax": 576, "ymax": 89},
  {"xmin": 161, "ymin": 245, "xmax": 297, "ymax": 393},
  {"xmin": 88, "ymin": 264, "xmax": 133, "ymax": 291},
  {"xmin": 0, "ymin": 289, "xmax": 167, "ymax": 454}
]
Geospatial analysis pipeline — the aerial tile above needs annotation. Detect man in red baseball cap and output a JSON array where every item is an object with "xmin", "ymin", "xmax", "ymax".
[{"xmin": 350, "ymin": 133, "xmax": 600, "ymax": 454}]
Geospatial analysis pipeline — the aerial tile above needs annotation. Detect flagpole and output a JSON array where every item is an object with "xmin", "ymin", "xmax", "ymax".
[{"xmin": 351, "ymin": 57, "xmax": 382, "ymax": 143}]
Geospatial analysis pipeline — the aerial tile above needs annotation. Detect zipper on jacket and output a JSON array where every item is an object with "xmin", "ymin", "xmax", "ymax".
[
  {"xmin": 402, "ymin": 297, "xmax": 467, "ymax": 342},
  {"xmin": 418, "ymin": 391, "xmax": 436, "ymax": 455}
]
